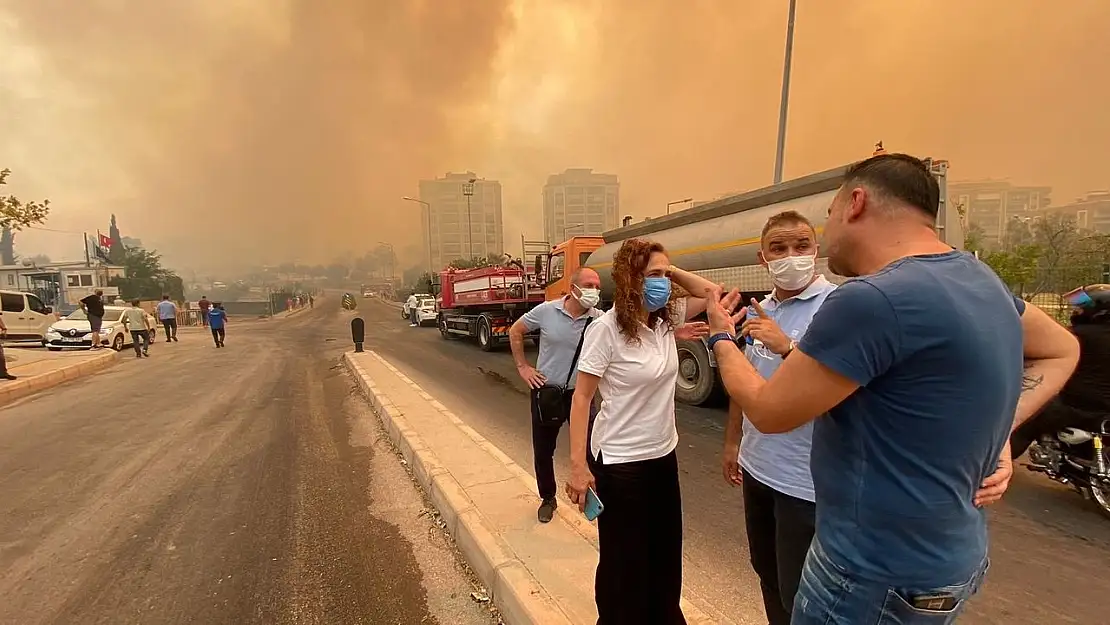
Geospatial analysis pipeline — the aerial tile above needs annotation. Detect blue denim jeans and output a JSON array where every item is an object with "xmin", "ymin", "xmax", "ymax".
[{"xmin": 792, "ymin": 539, "xmax": 989, "ymax": 624}]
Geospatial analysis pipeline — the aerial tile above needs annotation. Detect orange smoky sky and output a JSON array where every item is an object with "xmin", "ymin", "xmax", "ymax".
[{"xmin": 2, "ymin": 0, "xmax": 1108, "ymax": 274}]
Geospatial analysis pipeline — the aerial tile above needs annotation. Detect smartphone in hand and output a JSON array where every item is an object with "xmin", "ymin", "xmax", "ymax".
[{"xmin": 585, "ymin": 486, "xmax": 604, "ymax": 521}]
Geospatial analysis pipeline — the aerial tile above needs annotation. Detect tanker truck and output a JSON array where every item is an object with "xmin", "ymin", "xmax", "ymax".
[{"xmin": 538, "ymin": 157, "xmax": 962, "ymax": 406}]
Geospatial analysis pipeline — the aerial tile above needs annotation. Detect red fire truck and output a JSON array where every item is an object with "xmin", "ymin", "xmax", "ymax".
[{"xmin": 434, "ymin": 265, "xmax": 545, "ymax": 351}]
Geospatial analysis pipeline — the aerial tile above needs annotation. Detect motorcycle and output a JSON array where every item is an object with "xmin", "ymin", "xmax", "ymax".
[{"xmin": 1025, "ymin": 419, "xmax": 1110, "ymax": 518}]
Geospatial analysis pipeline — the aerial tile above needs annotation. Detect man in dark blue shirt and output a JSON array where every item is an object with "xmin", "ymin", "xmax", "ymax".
[
  {"xmin": 706, "ymin": 154, "xmax": 1079, "ymax": 623},
  {"xmin": 208, "ymin": 303, "xmax": 227, "ymax": 348}
]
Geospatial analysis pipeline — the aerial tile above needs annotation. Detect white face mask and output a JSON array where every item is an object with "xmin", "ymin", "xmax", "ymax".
[
  {"xmin": 766, "ymin": 254, "xmax": 817, "ymax": 291},
  {"xmin": 573, "ymin": 285, "xmax": 601, "ymax": 309}
]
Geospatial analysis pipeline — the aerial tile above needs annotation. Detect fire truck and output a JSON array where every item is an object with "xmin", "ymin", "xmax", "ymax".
[{"xmin": 433, "ymin": 265, "xmax": 546, "ymax": 351}]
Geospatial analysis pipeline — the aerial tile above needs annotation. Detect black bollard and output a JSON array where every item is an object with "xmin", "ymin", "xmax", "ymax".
[{"xmin": 351, "ymin": 317, "xmax": 365, "ymax": 353}]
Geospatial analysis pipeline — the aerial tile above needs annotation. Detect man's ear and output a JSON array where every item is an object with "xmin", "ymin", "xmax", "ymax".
[
  {"xmin": 757, "ymin": 250, "xmax": 768, "ymax": 268},
  {"xmin": 846, "ymin": 187, "xmax": 868, "ymax": 223}
]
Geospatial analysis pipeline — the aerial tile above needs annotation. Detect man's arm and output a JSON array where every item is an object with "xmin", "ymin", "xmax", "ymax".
[
  {"xmin": 668, "ymin": 266, "xmax": 717, "ymax": 319},
  {"xmin": 509, "ymin": 305, "xmax": 546, "ymax": 388},
  {"xmin": 1012, "ymin": 302, "xmax": 1080, "ymax": 430},
  {"xmin": 508, "ymin": 318, "xmax": 533, "ymax": 369}
]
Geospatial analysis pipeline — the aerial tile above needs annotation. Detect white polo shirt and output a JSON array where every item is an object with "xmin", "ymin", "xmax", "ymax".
[{"xmin": 576, "ymin": 299, "xmax": 687, "ymax": 465}]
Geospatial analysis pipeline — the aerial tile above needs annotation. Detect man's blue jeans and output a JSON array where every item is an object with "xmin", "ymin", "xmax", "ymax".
[{"xmin": 792, "ymin": 539, "xmax": 989, "ymax": 624}]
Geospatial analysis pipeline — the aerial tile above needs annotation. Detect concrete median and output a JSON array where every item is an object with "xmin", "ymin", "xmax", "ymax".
[
  {"xmin": 0, "ymin": 349, "xmax": 122, "ymax": 408},
  {"xmin": 344, "ymin": 350, "xmax": 726, "ymax": 625}
]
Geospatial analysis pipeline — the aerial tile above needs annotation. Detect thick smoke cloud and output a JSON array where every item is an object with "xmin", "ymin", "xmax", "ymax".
[{"xmin": 3, "ymin": 0, "xmax": 1109, "ymax": 273}]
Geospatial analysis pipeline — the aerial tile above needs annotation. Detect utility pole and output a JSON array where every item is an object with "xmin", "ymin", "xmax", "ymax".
[
  {"xmin": 772, "ymin": 0, "xmax": 798, "ymax": 185},
  {"xmin": 83, "ymin": 232, "xmax": 91, "ymax": 267},
  {"xmin": 402, "ymin": 196, "xmax": 433, "ymax": 274},
  {"xmin": 462, "ymin": 178, "xmax": 476, "ymax": 260}
]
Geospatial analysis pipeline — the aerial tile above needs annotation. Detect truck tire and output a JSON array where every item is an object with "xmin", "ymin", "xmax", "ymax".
[
  {"xmin": 439, "ymin": 315, "xmax": 455, "ymax": 340},
  {"xmin": 477, "ymin": 315, "xmax": 495, "ymax": 352},
  {"xmin": 674, "ymin": 339, "xmax": 719, "ymax": 406}
]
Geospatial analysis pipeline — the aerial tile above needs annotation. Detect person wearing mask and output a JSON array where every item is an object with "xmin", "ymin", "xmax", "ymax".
[
  {"xmin": 1011, "ymin": 284, "xmax": 1110, "ymax": 459},
  {"xmin": 122, "ymin": 299, "xmax": 152, "ymax": 358},
  {"xmin": 157, "ymin": 295, "xmax": 179, "ymax": 343},
  {"xmin": 79, "ymin": 289, "xmax": 106, "ymax": 350},
  {"xmin": 721, "ymin": 210, "xmax": 835, "ymax": 625},
  {"xmin": 566, "ymin": 238, "xmax": 716, "ymax": 625},
  {"xmin": 509, "ymin": 267, "xmax": 604, "ymax": 523},
  {"xmin": 0, "ymin": 313, "xmax": 15, "ymax": 380},
  {"xmin": 705, "ymin": 153, "xmax": 1080, "ymax": 623},
  {"xmin": 198, "ymin": 295, "xmax": 211, "ymax": 327},
  {"xmin": 209, "ymin": 303, "xmax": 228, "ymax": 348}
]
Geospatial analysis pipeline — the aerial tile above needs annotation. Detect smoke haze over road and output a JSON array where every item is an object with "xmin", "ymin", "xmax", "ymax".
[{"xmin": 3, "ymin": 0, "xmax": 1109, "ymax": 274}]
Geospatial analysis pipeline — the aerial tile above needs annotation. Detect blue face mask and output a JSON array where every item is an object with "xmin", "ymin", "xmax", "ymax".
[{"xmin": 643, "ymin": 277, "xmax": 671, "ymax": 312}]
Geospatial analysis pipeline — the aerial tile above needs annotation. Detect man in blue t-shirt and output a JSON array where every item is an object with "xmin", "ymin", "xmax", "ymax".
[
  {"xmin": 706, "ymin": 154, "xmax": 1080, "ymax": 623},
  {"xmin": 208, "ymin": 303, "xmax": 228, "ymax": 348}
]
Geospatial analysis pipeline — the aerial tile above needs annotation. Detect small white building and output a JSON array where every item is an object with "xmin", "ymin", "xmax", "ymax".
[{"xmin": 0, "ymin": 261, "xmax": 126, "ymax": 311}]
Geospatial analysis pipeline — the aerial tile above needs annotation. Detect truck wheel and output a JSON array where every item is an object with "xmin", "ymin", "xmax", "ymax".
[
  {"xmin": 439, "ymin": 316, "xmax": 455, "ymax": 340},
  {"xmin": 674, "ymin": 339, "xmax": 719, "ymax": 406},
  {"xmin": 477, "ymin": 316, "xmax": 494, "ymax": 352}
]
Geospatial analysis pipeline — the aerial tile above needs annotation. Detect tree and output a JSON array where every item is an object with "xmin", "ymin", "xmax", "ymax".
[
  {"xmin": 448, "ymin": 256, "xmax": 492, "ymax": 270},
  {"xmin": 981, "ymin": 245, "xmax": 1040, "ymax": 294},
  {"xmin": 109, "ymin": 247, "xmax": 185, "ymax": 301},
  {"xmin": 0, "ymin": 168, "xmax": 51, "ymax": 231},
  {"xmin": 108, "ymin": 214, "xmax": 127, "ymax": 264}
]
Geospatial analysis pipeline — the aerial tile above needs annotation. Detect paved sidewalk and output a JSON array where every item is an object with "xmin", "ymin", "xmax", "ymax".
[
  {"xmin": 345, "ymin": 350, "xmax": 728, "ymax": 625},
  {"xmin": 1, "ymin": 346, "xmax": 121, "ymax": 407}
]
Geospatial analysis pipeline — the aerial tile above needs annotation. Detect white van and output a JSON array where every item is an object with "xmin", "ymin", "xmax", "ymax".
[{"xmin": 0, "ymin": 290, "xmax": 56, "ymax": 343}]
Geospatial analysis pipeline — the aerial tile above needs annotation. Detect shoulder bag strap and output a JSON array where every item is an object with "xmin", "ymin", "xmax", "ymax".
[{"xmin": 563, "ymin": 316, "xmax": 594, "ymax": 389}]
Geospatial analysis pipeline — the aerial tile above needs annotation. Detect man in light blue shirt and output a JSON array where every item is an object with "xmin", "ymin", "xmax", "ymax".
[
  {"xmin": 721, "ymin": 210, "xmax": 835, "ymax": 625},
  {"xmin": 156, "ymin": 295, "xmax": 179, "ymax": 343}
]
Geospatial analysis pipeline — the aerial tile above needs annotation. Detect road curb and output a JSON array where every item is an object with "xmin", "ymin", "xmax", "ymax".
[
  {"xmin": 343, "ymin": 351, "xmax": 723, "ymax": 625},
  {"xmin": 0, "ymin": 350, "xmax": 122, "ymax": 408}
]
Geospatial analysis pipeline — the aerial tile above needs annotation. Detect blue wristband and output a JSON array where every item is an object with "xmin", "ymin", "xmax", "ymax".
[{"xmin": 707, "ymin": 332, "xmax": 734, "ymax": 351}]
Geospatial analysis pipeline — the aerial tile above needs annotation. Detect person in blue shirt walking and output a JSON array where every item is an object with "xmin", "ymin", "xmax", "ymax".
[
  {"xmin": 208, "ymin": 303, "xmax": 228, "ymax": 348},
  {"xmin": 720, "ymin": 210, "xmax": 835, "ymax": 625},
  {"xmin": 706, "ymin": 153, "xmax": 1080, "ymax": 624},
  {"xmin": 156, "ymin": 295, "xmax": 179, "ymax": 343}
]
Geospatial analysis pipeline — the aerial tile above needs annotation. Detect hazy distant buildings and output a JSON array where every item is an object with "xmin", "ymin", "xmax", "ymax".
[
  {"xmin": 949, "ymin": 180, "xmax": 1052, "ymax": 245},
  {"xmin": 1032, "ymin": 190, "xmax": 1110, "ymax": 234},
  {"xmin": 542, "ymin": 168, "xmax": 620, "ymax": 243},
  {"xmin": 419, "ymin": 172, "xmax": 504, "ymax": 269}
]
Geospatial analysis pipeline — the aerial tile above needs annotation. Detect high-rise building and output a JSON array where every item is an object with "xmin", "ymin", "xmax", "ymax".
[
  {"xmin": 542, "ymin": 168, "xmax": 620, "ymax": 243},
  {"xmin": 949, "ymin": 180, "xmax": 1052, "ymax": 245},
  {"xmin": 419, "ymin": 172, "xmax": 504, "ymax": 269}
]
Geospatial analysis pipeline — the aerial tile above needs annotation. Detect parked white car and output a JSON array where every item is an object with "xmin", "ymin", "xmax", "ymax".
[
  {"xmin": 401, "ymin": 293, "xmax": 433, "ymax": 320},
  {"xmin": 43, "ymin": 306, "xmax": 157, "ymax": 351},
  {"xmin": 0, "ymin": 289, "xmax": 56, "ymax": 343},
  {"xmin": 411, "ymin": 296, "xmax": 437, "ymax": 326}
]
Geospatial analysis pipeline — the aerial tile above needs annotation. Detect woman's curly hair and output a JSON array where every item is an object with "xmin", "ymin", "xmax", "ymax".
[{"xmin": 612, "ymin": 238, "xmax": 676, "ymax": 344}]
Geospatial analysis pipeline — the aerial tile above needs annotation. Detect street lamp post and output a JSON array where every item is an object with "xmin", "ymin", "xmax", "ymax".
[
  {"xmin": 666, "ymin": 198, "xmax": 693, "ymax": 215},
  {"xmin": 402, "ymin": 196, "xmax": 433, "ymax": 273},
  {"xmin": 772, "ymin": 0, "xmax": 798, "ymax": 185},
  {"xmin": 377, "ymin": 241, "xmax": 395, "ymax": 284},
  {"xmin": 462, "ymin": 178, "xmax": 476, "ymax": 260}
]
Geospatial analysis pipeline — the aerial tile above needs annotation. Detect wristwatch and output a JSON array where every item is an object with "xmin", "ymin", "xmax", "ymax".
[
  {"xmin": 782, "ymin": 340, "xmax": 798, "ymax": 358},
  {"xmin": 707, "ymin": 332, "xmax": 734, "ymax": 351}
]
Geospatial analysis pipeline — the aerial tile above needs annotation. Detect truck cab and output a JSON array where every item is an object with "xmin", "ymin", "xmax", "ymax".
[{"xmin": 540, "ymin": 236, "xmax": 605, "ymax": 302}]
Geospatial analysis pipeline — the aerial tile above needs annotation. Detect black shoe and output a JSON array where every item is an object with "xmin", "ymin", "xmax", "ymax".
[
  {"xmin": 537, "ymin": 498, "xmax": 557, "ymax": 523},
  {"xmin": 166, "ymin": 339, "xmax": 171, "ymax": 343},
  {"xmin": 172, "ymin": 337, "xmax": 179, "ymax": 342},
  {"xmin": 1, "ymin": 373, "xmax": 16, "ymax": 381}
]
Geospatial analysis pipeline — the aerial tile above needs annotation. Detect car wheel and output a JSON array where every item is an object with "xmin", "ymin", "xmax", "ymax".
[
  {"xmin": 48, "ymin": 347, "xmax": 62, "ymax": 352},
  {"xmin": 112, "ymin": 333, "xmax": 125, "ymax": 351}
]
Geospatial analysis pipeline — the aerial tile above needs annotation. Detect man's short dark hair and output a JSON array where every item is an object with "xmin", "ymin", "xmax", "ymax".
[
  {"xmin": 162, "ymin": 294, "xmax": 170, "ymax": 300},
  {"xmin": 761, "ymin": 210, "xmax": 816, "ymax": 239},
  {"xmin": 843, "ymin": 153, "xmax": 940, "ymax": 218},
  {"xmin": 131, "ymin": 299, "xmax": 141, "ymax": 306}
]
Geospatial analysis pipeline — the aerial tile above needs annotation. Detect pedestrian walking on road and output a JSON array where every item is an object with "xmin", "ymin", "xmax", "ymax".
[
  {"xmin": 509, "ymin": 267, "xmax": 603, "ymax": 523},
  {"xmin": 406, "ymin": 293, "xmax": 419, "ymax": 327},
  {"xmin": 209, "ymin": 303, "xmax": 227, "ymax": 348},
  {"xmin": 0, "ymin": 314, "xmax": 16, "ymax": 380},
  {"xmin": 566, "ymin": 238, "xmax": 715, "ymax": 625},
  {"xmin": 705, "ymin": 153, "xmax": 1080, "ymax": 624},
  {"xmin": 79, "ymin": 289, "xmax": 106, "ymax": 349},
  {"xmin": 157, "ymin": 295, "xmax": 179, "ymax": 342},
  {"xmin": 198, "ymin": 295, "xmax": 211, "ymax": 327},
  {"xmin": 122, "ymin": 299, "xmax": 152, "ymax": 358},
  {"xmin": 720, "ymin": 210, "xmax": 835, "ymax": 625}
]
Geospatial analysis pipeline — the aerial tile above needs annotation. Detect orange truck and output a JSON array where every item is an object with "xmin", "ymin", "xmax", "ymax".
[{"xmin": 538, "ymin": 158, "xmax": 960, "ymax": 405}]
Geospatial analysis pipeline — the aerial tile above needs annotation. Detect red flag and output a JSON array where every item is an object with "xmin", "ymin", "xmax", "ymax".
[{"xmin": 99, "ymin": 233, "xmax": 113, "ymax": 248}]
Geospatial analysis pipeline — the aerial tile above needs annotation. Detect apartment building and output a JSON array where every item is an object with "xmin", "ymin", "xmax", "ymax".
[
  {"xmin": 949, "ymin": 180, "xmax": 1052, "ymax": 245},
  {"xmin": 542, "ymin": 168, "xmax": 620, "ymax": 244},
  {"xmin": 419, "ymin": 172, "xmax": 504, "ymax": 269}
]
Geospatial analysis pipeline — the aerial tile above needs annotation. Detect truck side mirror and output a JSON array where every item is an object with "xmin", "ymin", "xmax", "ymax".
[{"xmin": 533, "ymin": 254, "xmax": 546, "ymax": 286}]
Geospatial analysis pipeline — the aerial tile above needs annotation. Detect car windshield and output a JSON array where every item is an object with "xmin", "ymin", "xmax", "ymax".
[
  {"xmin": 67, "ymin": 307, "xmax": 126, "ymax": 322},
  {"xmin": 418, "ymin": 298, "xmax": 434, "ymax": 307}
]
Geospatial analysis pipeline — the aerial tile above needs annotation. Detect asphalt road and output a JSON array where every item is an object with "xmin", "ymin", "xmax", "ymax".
[
  {"xmin": 0, "ymin": 307, "xmax": 496, "ymax": 625},
  {"xmin": 359, "ymin": 298, "xmax": 1110, "ymax": 625}
]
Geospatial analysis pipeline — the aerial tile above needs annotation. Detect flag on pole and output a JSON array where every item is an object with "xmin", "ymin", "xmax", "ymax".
[
  {"xmin": 95, "ymin": 230, "xmax": 112, "ymax": 263},
  {"xmin": 99, "ymin": 233, "xmax": 113, "ymax": 248}
]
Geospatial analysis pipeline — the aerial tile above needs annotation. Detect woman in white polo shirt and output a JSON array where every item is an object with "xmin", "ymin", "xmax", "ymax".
[{"xmin": 566, "ymin": 238, "xmax": 717, "ymax": 624}]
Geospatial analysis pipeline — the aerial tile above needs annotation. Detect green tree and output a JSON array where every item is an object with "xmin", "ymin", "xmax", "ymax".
[
  {"xmin": 1, "ymin": 169, "xmax": 50, "ymax": 231},
  {"xmin": 110, "ymin": 247, "xmax": 185, "ymax": 301},
  {"xmin": 981, "ymin": 245, "xmax": 1040, "ymax": 294},
  {"xmin": 447, "ymin": 256, "xmax": 491, "ymax": 270}
]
